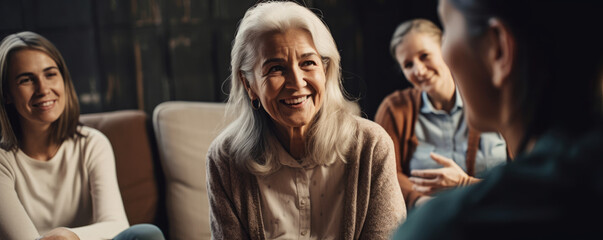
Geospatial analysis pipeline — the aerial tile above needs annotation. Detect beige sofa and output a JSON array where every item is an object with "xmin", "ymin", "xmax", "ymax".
[
  {"xmin": 153, "ymin": 101, "xmax": 233, "ymax": 240},
  {"xmin": 80, "ymin": 101, "xmax": 232, "ymax": 240}
]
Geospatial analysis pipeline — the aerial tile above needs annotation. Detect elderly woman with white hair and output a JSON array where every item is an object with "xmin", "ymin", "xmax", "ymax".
[{"xmin": 206, "ymin": 1, "xmax": 405, "ymax": 239}]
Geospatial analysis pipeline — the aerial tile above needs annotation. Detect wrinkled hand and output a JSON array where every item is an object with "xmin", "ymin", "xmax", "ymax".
[
  {"xmin": 409, "ymin": 152, "xmax": 480, "ymax": 195},
  {"xmin": 37, "ymin": 228, "xmax": 80, "ymax": 240}
]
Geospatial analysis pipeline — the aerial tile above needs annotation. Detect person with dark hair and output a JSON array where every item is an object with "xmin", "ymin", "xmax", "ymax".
[
  {"xmin": 0, "ymin": 31, "xmax": 164, "ymax": 240},
  {"xmin": 393, "ymin": 0, "xmax": 603, "ymax": 239},
  {"xmin": 206, "ymin": 1, "xmax": 405, "ymax": 239},
  {"xmin": 375, "ymin": 18, "xmax": 508, "ymax": 209}
]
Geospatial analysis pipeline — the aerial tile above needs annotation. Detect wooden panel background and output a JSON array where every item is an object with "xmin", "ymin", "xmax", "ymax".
[{"xmin": 0, "ymin": 0, "xmax": 438, "ymax": 119}]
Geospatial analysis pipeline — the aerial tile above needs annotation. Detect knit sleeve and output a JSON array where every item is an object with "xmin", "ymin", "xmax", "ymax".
[
  {"xmin": 374, "ymin": 92, "xmax": 425, "ymax": 208},
  {"xmin": 0, "ymin": 152, "xmax": 41, "ymax": 240},
  {"xmin": 359, "ymin": 122, "xmax": 407, "ymax": 239},
  {"xmin": 206, "ymin": 143, "xmax": 251, "ymax": 239},
  {"xmin": 67, "ymin": 128, "xmax": 129, "ymax": 239}
]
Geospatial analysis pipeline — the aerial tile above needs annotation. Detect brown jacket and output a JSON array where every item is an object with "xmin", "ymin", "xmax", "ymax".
[
  {"xmin": 206, "ymin": 117, "xmax": 406, "ymax": 239},
  {"xmin": 374, "ymin": 88, "xmax": 481, "ymax": 209}
]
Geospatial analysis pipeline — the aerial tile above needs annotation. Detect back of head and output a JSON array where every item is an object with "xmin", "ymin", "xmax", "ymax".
[
  {"xmin": 449, "ymin": 0, "xmax": 603, "ymax": 138},
  {"xmin": 0, "ymin": 31, "xmax": 80, "ymax": 151}
]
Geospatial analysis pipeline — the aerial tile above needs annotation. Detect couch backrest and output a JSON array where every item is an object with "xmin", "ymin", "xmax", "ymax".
[
  {"xmin": 152, "ymin": 101, "xmax": 233, "ymax": 240},
  {"xmin": 80, "ymin": 110, "xmax": 162, "ymax": 227}
]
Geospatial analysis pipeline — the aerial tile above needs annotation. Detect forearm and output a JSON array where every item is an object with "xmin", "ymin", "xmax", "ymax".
[
  {"xmin": 0, "ymin": 206, "xmax": 39, "ymax": 240},
  {"xmin": 38, "ymin": 227, "xmax": 80, "ymax": 240},
  {"xmin": 84, "ymin": 130, "xmax": 130, "ymax": 239},
  {"xmin": 68, "ymin": 221, "xmax": 129, "ymax": 240},
  {"xmin": 0, "ymin": 182, "xmax": 40, "ymax": 239}
]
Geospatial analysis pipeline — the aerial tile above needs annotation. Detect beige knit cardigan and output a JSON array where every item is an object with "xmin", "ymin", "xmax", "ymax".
[{"xmin": 206, "ymin": 117, "xmax": 406, "ymax": 239}]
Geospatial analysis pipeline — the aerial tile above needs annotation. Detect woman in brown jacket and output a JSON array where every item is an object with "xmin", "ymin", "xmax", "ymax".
[{"xmin": 375, "ymin": 19, "xmax": 508, "ymax": 209}]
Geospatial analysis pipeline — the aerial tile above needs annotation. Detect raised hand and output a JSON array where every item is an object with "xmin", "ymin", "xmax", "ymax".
[{"xmin": 409, "ymin": 152, "xmax": 480, "ymax": 195}]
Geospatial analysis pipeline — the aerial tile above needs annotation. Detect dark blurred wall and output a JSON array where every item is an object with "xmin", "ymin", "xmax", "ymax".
[{"xmin": 0, "ymin": 0, "xmax": 438, "ymax": 119}]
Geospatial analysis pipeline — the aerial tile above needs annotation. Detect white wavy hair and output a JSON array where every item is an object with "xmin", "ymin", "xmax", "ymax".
[{"xmin": 213, "ymin": 1, "xmax": 360, "ymax": 176}]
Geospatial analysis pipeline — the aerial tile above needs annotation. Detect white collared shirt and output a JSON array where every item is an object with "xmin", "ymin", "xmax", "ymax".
[
  {"xmin": 410, "ymin": 90, "xmax": 507, "ymax": 176},
  {"xmin": 256, "ymin": 142, "xmax": 345, "ymax": 239}
]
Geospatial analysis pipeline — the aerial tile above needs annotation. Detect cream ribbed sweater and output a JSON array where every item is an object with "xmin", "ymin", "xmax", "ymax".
[{"xmin": 0, "ymin": 126, "xmax": 128, "ymax": 240}]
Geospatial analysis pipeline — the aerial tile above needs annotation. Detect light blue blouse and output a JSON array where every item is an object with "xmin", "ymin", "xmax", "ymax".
[{"xmin": 410, "ymin": 91, "xmax": 507, "ymax": 177}]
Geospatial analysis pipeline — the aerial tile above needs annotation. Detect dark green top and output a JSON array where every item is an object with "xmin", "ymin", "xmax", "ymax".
[{"xmin": 392, "ymin": 125, "xmax": 603, "ymax": 239}]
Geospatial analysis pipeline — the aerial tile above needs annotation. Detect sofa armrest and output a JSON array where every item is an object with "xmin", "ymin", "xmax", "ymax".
[{"xmin": 80, "ymin": 110, "xmax": 161, "ymax": 226}]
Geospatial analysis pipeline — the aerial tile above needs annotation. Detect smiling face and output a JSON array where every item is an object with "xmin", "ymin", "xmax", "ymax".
[
  {"xmin": 395, "ymin": 31, "xmax": 453, "ymax": 94},
  {"xmin": 244, "ymin": 27, "xmax": 326, "ymax": 136},
  {"xmin": 6, "ymin": 48, "xmax": 66, "ymax": 130}
]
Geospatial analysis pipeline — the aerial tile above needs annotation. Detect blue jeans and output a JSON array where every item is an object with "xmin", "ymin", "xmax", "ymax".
[{"xmin": 113, "ymin": 224, "xmax": 165, "ymax": 240}]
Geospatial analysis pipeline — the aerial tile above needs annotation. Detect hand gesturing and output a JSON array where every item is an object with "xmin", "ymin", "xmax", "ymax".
[{"xmin": 409, "ymin": 152, "xmax": 480, "ymax": 195}]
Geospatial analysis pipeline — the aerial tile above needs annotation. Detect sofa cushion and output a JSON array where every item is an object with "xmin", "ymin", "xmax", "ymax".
[
  {"xmin": 152, "ymin": 101, "xmax": 233, "ymax": 240},
  {"xmin": 80, "ymin": 110, "xmax": 160, "ymax": 226}
]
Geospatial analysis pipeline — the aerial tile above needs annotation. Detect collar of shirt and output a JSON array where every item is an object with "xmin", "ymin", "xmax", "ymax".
[
  {"xmin": 275, "ymin": 140, "xmax": 318, "ymax": 169},
  {"xmin": 420, "ymin": 89, "xmax": 463, "ymax": 115}
]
